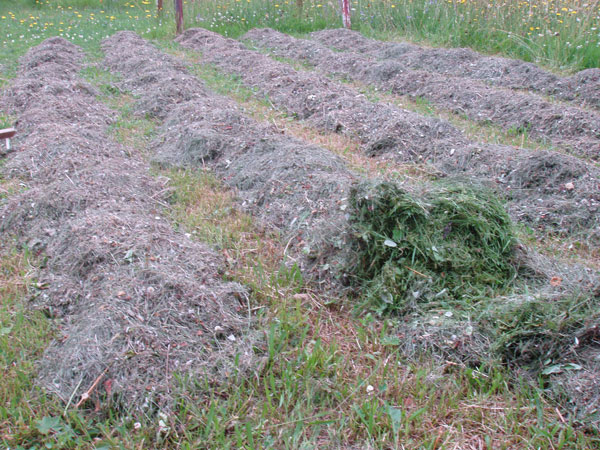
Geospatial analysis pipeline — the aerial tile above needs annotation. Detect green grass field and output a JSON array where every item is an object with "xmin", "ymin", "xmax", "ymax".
[
  {"xmin": 1, "ymin": 0, "xmax": 599, "ymax": 72},
  {"xmin": 1, "ymin": 0, "xmax": 600, "ymax": 448}
]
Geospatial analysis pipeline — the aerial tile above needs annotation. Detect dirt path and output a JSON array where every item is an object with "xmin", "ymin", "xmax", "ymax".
[
  {"xmin": 102, "ymin": 31, "xmax": 356, "ymax": 286},
  {"xmin": 245, "ymin": 28, "xmax": 600, "ymax": 161},
  {"xmin": 311, "ymin": 29, "xmax": 600, "ymax": 111},
  {"xmin": 176, "ymin": 28, "xmax": 600, "ymax": 243},
  {"xmin": 0, "ymin": 37, "xmax": 254, "ymax": 409}
]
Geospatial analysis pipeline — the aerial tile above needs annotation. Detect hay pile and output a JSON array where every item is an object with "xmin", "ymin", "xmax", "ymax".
[
  {"xmin": 178, "ymin": 28, "xmax": 600, "ymax": 242},
  {"xmin": 310, "ymin": 29, "xmax": 600, "ymax": 111},
  {"xmin": 0, "ymin": 37, "xmax": 257, "ymax": 411},
  {"xmin": 102, "ymin": 31, "xmax": 355, "ymax": 285},
  {"xmin": 246, "ymin": 28, "xmax": 600, "ymax": 157}
]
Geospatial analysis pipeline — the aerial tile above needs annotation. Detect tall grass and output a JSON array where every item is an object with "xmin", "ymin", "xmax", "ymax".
[
  {"xmin": 1, "ymin": 0, "xmax": 598, "ymax": 72},
  {"xmin": 186, "ymin": 0, "xmax": 600, "ymax": 70}
]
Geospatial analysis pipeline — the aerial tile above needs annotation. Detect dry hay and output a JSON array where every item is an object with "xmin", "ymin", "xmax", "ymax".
[
  {"xmin": 176, "ymin": 28, "xmax": 600, "ymax": 242},
  {"xmin": 0, "ymin": 37, "xmax": 258, "ymax": 411},
  {"xmin": 310, "ymin": 28, "xmax": 600, "ymax": 111},
  {"xmin": 176, "ymin": 28, "xmax": 466, "ymax": 162},
  {"xmin": 102, "ymin": 32, "xmax": 207, "ymax": 120},
  {"xmin": 551, "ymin": 347, "xmax": 600, "ymax": 428},
  {"xmin": 245, "ymin": 28, "xmax": 600, "ymax": 160},
  {"xmin": 101, "ymin": 31, "xmax": 356, "ymax": 286},
  {"xmin": 303, "ymin": 31, "xmax": 600, "ymax": 159},
  {"xmin": 172, "ymin": 31, "xmax": 599, "ymax": 427}
]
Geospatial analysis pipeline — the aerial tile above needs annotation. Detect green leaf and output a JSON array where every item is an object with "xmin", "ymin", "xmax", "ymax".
[
  {"xmin": 0, "ymin": 326, "xmax": 12, "ymax": 336},
  {"xmin": 36, "ymin": 416, "xmax": 62, "ymax": 435},
  {"xmin": 542, "ymin": 363, "xmax": 583, "ymax": 375},
  {"xmin": 386, "ymin": 405, "xmax": 403, "ymax": 434},
  {"xmin": 392, "ymin": 228, "xmax": 404, "ymax": 242},
  {"xmin": 124, "ymin": 248, "xmax": 134, "ymax": 263},
  {"xmin": 541, "ymin": 365, "xmax": 563, "ymax": 375},
  {"xmin": 382, "ymin": 335, "xmax": 400, "ymax": 346}
]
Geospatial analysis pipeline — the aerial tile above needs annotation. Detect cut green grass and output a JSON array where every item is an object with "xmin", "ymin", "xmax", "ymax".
[{"xmin": 347, "ymin": 180, "xmax": 518, "ymax": 315}]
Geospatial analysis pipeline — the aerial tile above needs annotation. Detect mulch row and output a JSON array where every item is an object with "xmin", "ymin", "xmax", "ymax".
[
  {"xmin": 176, "ymin": 28, "xmax": 600, "ymax": 243},
  {"xmin": 0, "ymin": 37, "xmax": 252, "ymax": 410},
  {"xmin": 246, "ymin": 28, "xmax": 600, "ymax": 160}
]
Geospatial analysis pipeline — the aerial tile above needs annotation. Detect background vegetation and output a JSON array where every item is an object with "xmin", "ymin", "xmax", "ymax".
[{"xmin": 1, "ymin": 0, "xmax": 599, "ymax": 73}]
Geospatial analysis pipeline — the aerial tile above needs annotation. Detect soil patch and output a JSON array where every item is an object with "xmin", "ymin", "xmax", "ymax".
[
  {"xmin": 177, "ymin": 28, "xmax": 600, "ymax": 242},
  {"xmin": 311, "ymin": 29, "xmax": 600, "ymax": 111},
  {"xmin": 0, "ymin": 37, "xmax": 256, "ymax": 411}
]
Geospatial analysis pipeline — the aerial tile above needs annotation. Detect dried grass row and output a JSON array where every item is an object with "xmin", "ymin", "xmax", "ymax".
[
  {"xmin": 311, "ymin": 28, "xmax": 600, "ymax": 111},
  {"xmin": 0, "ymin": 36, "xmax": 255, "ymax": 412},
  {"xmin": 178, "ymin": 28, "xmax": 600, "ymax": 242},
  {"xmin": 248, "ymin": 28, "xmax": 600, "ymax": 159}
]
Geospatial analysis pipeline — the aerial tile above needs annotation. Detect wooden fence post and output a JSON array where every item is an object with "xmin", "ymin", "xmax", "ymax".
[
  {"xmin": 174, "ymin": 0, "xmax": 184, "ymax": 34},
  {"xmin": 341, "ymin": 0, "xmax": 351, "ymax": 28}
]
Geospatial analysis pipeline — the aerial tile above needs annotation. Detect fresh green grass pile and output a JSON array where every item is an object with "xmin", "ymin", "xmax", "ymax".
[{"xmin": 348, "ymin": 181, "xmax": 517, "ymax": 314}]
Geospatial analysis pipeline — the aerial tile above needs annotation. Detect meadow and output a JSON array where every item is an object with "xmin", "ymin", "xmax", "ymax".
[
  {"xmin": 0, "ymin": 0, "xmax": 599, "ymax": 72},
  {"xmin": 1, "ymin": 0, "xmax": 600, "ymax": 449}
]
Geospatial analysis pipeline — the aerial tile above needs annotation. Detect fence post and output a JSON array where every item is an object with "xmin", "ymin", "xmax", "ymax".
[
  {"xmin": 174, "ymin": 0, "xmax": 184, "ymax": 34},
  {"xmin": 341, "ymin": 0, "xmax": 351, "ymax": 28},
  {"xmin": 157, "ymin": 0, "xmax": 163, "ymax": 13}
]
